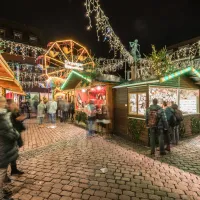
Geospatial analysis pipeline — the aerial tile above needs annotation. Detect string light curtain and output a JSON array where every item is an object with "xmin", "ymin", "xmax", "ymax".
[
  {"xmin": 85, "ymin": 0, "xmax": 133, "ymax": 64},
  {"xmin": 0, "ymin": 39, "xmax": 46, "ymax": 60}
]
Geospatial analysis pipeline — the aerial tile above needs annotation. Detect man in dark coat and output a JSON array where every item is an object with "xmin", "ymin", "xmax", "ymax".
[
  {"xmin": 146, "ymin": 98, "xmax": 168, "ymax": 155},
  {"xmin": 0, "ymin": 96, "xmax": 19, "ymax": 200}
]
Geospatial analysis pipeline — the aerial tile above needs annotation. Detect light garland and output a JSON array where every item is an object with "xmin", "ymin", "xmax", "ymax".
[
  {"xmin": 95, "ymin": 58, "xmax": 124, "ymax": 73},
  {"xmin": 0, "ymin": 39, "xmax": 46, "ymax": 60},
  {"xmin": 85, "ymin": 0, "xmax": 133, "ymax": 63}
]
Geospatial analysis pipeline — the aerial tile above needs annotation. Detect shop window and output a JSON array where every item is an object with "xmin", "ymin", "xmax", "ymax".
[
  {"xmin": 0, "ymin": 29, "xmax": 5, "ymax": 38},
  {"xmin": 179, "ymin": 89, "xmax": 199, "ymax": 114},
  {"xmin": 129, "ymin": 93, "xmax": 146, "ymax": 115},
  {"xmin": 149, "ymin": 87, "xmax": 178, "ymax": 106},
  {"xmin": 14, "ymin": 32, "xmax": 22, "ymax": 40},
  {"xmin": 29, "ymin": 36, "xmax": 37, "ymax": 44}
]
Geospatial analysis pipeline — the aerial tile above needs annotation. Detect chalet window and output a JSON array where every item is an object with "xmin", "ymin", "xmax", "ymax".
[
  {"xmin": 14, "ymin": 32, "xmax": 22, "ymax": 40},
  {"xmin": 29, "ymin": 36, "xmax": 37, "ymax": 43},
  {"xmin": 0, "ymin": 29, "xmax": 5, "ymax": 38},
  {"xmin": 129, "ymin": 93, "xmax": 146, "ymax": 115},
  {"xmin": 179, "ymin": 89, "xmax": 199, "ymax": 114}
]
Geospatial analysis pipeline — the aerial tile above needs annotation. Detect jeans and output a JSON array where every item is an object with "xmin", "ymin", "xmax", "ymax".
[
  {"xmin": 172, "ymin": 125, "xmax": 179, "ymax": 145},
  {"xmin": 38, "ymin": 117, "xmax": 44, "ymax": 125},
  {"xmin": 150, "ymin": 128, "xmax": 165, "ymax": 154},
  {"xmin": 88, "ymin": 120, "xmax": 95, "ymax": 136},
  {"xmin": 49, "ymin": 113, "xmax": 56, "ymax": 124}
]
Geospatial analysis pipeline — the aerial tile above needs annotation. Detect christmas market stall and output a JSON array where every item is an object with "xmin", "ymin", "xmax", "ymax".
[
  {"xmin": 113, "ymin": 66, "xmax": 200, "ymax": 144},
  {"xmin": 61, "ymin": 70, "xmax": 121, "ymax": 134},
  {"xmin": 0, "ymin": 54, "xmax": 25, "ymax": 103}
]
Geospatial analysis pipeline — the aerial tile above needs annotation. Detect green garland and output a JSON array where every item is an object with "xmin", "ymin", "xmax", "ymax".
[
  {"xmin": 191, "ymin": 117, "xmax": 200, "ymax": 134},
  {"xmin": 128, "ymin": 118, "xmax": 145, "ymax": 141}
]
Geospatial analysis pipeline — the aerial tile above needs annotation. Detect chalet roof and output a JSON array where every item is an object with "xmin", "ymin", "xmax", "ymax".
[
  {"xmin": 61, "ymin": 70, "xmax": 92, "ymax": 90},
  {"xmin": 60, "ymin": 70, "xmax": 121, "ymax": 91},
  {"xmin": 114, "ymin": 67, "xmax": 200, "ymax": 89},
  {"xmin": 0, "ymin": 54, "xmax": 25, "ymax": 95}
]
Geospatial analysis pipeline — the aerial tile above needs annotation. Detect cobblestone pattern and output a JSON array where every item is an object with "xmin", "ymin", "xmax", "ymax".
[
  {"xmin": 8, "ymin": 120, "xmax": 200, "ymax": 200},
  {"xmin": 110, "ymin": 135, "xmax": 200, "ymax": 177}
]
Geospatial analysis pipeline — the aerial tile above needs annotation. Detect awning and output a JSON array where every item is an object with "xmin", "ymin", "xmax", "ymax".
[
  {"xmin": 0, "ymin": 54, "xmax": 25, "ymax": 95},
  {"xmin": 61, "ymin": 70, "xmax": 92, "ymax": 90}
]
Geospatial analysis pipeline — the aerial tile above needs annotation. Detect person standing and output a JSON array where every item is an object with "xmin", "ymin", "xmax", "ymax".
[
  {"xmin": 63, "ymin": 100, "xmax": 70, "ymax": 123},
  {"xmin": 37, "ymin": 101, "xmax": 46, "ymax": 127},
  {"xmin": 162, "ymin": 101, "xmax": 175, "ymax": 152},
  {"xmin": 146, "ymin": 98, "xmax": 168, "ymax": 155},
  {"xmin": 48, "ymin": 99, "xmax": 57, "ymax": 127},
  {"xmin": 69, "ymin": 101, "xmax": 75, "ymax": 122},
  {"xmin": 0, "ymin": 96, "xmax": 19, "ymax": 200},
  {"xmin": 85, "ymin": 100, "xmax": 96, "ymax": 137},
  {"xmin": 25, "ymin": 100, "xmax": 31, "ymax": 119},
  {"xmin": 172, "ymin": 104, "xmax": 183, "ymax": 145}
]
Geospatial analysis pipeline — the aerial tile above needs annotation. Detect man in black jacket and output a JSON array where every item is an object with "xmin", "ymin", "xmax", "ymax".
[{"xmin": 0, "ymin": 96, "xmax": 19, "ymax": 200}]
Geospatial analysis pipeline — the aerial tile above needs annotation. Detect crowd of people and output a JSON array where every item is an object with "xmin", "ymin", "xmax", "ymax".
[
  {"xmin": 0, "ymin": 97, "xmax": 25, "ymax": 200},
  {"xmin": 35, "ymin": 98, "xmax": 75, "ymax": 128},
  {"xmin": 146, "ymin": 98, "xmax": 183, "ymax": 155}
]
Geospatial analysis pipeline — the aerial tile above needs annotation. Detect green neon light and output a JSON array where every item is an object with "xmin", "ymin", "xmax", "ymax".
[
  {"xmin": 160, "ymin": 66, "xmax": 192, "ymax": 82},
  {"xmin": 113, "ymin": 80, "xmax": 159, "ymax": 89},
  {"xmin": 61, "ymin": 70, "xmax": 92, "ymax": 90},
  {"xmin": 193, "ymin": 68, "xmax": 200, "ymax": 78}
]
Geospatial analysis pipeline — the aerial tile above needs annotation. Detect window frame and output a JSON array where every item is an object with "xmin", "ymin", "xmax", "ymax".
[{"xmin": 128, "ymin": 92, "xmax": 147, "ymax": 116}]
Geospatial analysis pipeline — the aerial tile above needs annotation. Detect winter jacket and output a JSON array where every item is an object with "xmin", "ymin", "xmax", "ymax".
[
  {"xmin": 164, "ymin": 107, "xmax": 174, "ymax": 122},
  {"xmin": 146, "ymin": 105, "xmax": 168, "ymax": 130},
  {"xmin": 37, "ymin": 103, "xmax": 46, "ymax": 118},
  {"xmin": 9, "ymin": 109, "xmax": 25, "ymax": 148},
  {"xmin": 48, "ymin": 101, "xmax": 57, "ymax": 114},
  {"xmin": 0, "ymin": 109, "xmax": 19, "ymax": 168},
  {"xmin": 63, "ymin": 102, "xmax": 70, "ymax": 112}
]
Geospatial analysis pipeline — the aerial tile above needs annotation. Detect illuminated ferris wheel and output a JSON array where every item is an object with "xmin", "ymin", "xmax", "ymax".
[{"xmin": 37, "ymin": 39, "xmax": 95, "ymax": 79}]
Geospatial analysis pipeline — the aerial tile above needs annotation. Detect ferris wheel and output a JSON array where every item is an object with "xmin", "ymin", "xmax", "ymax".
[{"xmin": 37, "ymin": 39, "xmax": 95, "ymax": 80}]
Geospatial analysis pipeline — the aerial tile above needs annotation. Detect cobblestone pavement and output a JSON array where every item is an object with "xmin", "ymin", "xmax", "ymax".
[
  {"xmin": 111, "ymin": 135, "xmax": 200, "ymax": 177},
  {"xmin": 7, "ymin": 120, "xmax": 200, "ymax": 200}
]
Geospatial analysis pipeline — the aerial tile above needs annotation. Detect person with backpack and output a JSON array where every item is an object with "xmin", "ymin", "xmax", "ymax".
[
  {"xmin": 171, "ymin": 104, "xmax": 183, "ymax": 145},
  {"xmin": 146, "ymin": 98, "xmax": 168, "ymax": 155},
  {"xmin": 162, "ymin": 101, "xmax": 176, "ymax": 152}
]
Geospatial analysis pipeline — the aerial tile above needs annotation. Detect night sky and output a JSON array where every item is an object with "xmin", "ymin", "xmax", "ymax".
[{"xmin": 1, "ymin": 0, "xmax": 200, "ymax": 58}]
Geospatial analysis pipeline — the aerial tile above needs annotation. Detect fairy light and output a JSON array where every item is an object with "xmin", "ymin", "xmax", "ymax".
[
  {"xmin": 0, "ymin": 38, "xmax": 46, "ymax": 59},
  {"xmin": 85, "ymin": 0, "xmax": 133, "ymax": 63}
]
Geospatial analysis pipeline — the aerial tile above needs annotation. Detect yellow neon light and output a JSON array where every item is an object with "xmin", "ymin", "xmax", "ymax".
[
  {"xmin": 55, "ymin": 42, "xmax": 69, "ymax": 62},
  {"xmin": 46, "ymin": 56, "xmax": 65, "ymax": 65},
  {"xmin": 76, "ymin": 49, "xmax": 85, "ymax": 63}
]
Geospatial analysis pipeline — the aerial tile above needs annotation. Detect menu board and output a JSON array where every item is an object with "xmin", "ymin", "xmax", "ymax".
[
  {"xmin": 149, "ymin": 87, "xmax": 177, "ymax": 106},
  {"xmin": 180, "ymin": 99, "xmax": 197, "ymax": 114},
  {"xmin": 129, "ymin": 94, "xmax": 137, "ymax": 114},
  {"xmin": 179, "ymin": 89, "xmax": 199, "ymax": 114},
  {"xmin": 138, "ymin": 93, "xmax": 146, "ymax": 115}
]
